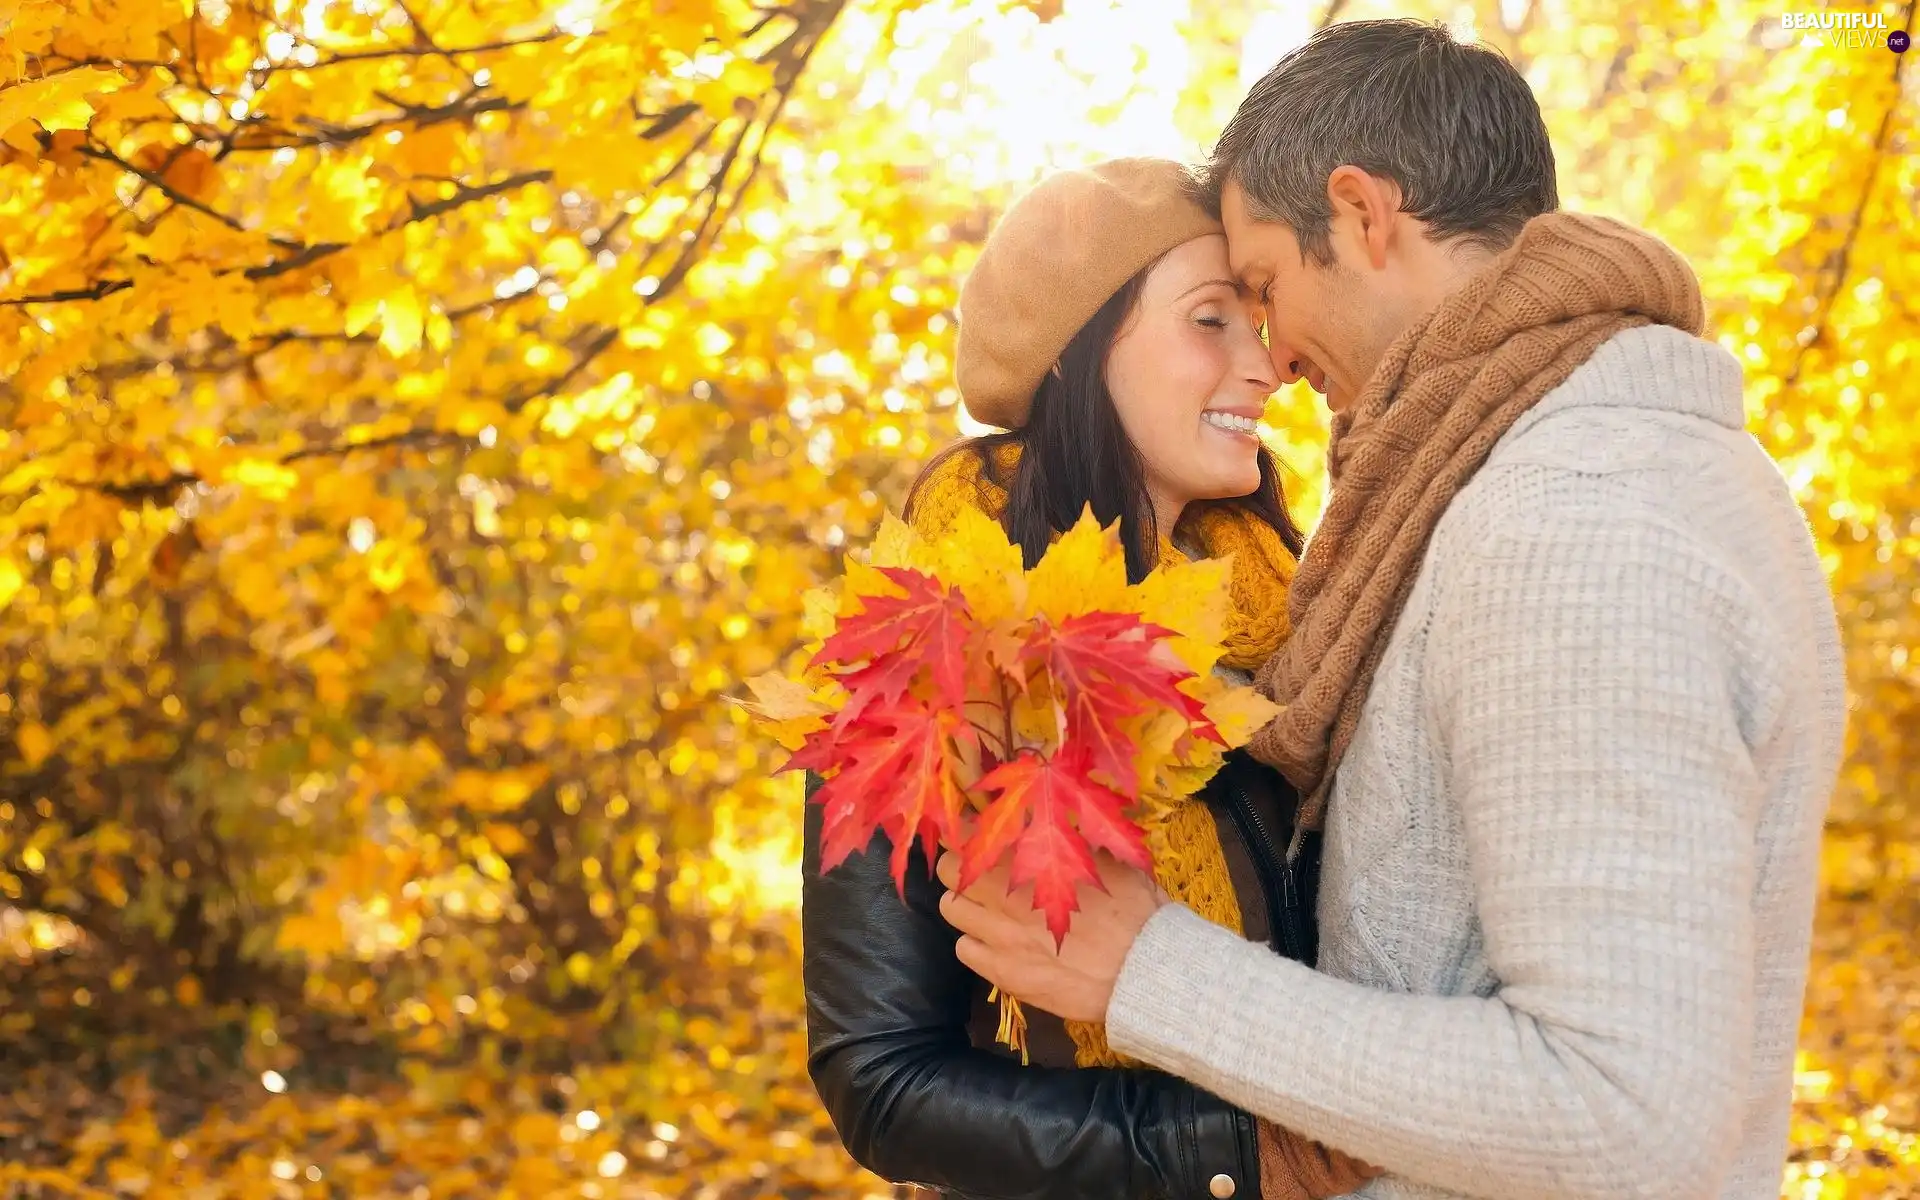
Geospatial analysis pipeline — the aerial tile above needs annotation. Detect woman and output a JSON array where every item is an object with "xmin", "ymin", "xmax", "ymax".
[{"xmin": 802, "ymin": 159, "xmax": 1376, "ymax": 1200}]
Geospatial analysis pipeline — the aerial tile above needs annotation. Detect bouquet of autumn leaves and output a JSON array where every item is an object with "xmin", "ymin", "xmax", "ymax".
[{"xmin": 744, "ymin": 506, "xmax": 1280, "ymax": 1059}]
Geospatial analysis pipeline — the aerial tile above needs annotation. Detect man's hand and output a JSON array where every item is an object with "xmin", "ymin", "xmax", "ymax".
[{"xmin": 934, "ymin": 850, "xmax": 1169, "ymax": 1023}]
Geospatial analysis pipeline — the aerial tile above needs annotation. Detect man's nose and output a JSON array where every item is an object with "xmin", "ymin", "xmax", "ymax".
[{"xmin": 1265, "ymin": 340, "xmax": 1308, "ymax": 386}]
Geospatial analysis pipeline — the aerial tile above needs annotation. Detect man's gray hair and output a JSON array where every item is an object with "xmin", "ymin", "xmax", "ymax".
[{"xmin": 1199, "ymin": 19, "xmax": 1558, "ymax": 265}]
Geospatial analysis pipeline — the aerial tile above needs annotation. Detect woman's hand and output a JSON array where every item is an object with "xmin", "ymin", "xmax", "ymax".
[{"xmin": 934, "ymin": 848, "xmax": 1169, "ymax": 1024}]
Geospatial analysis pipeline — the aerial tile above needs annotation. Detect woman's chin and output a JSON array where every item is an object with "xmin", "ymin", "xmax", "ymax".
[
  {"xmin": 1186, "ymin": 467, "xmax": 1264, "ymax": 503},
  {"xmin": 1220, "ymin": 451, "xmax": 1265, "ymax": 494}
]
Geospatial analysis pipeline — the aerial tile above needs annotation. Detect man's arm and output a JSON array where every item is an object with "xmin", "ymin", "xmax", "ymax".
[{"xmin": 1104, "ymin": 506, "xmax": 1766, "ymax": 1200}]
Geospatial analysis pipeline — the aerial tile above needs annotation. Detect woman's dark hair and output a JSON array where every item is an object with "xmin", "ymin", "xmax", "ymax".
[{"xmin": 907, "ymin": 266, "xmax": 1305, "ymax": 585}]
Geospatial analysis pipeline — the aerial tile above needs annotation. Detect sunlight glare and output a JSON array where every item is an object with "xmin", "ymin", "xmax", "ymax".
[
  {"xmin": 867, "ymin": 0, "xmax": 1203, "ymax": 191},
  {"xmin": 1238, "ymin": 5, "xmax": 1316, "ymax": 90}
]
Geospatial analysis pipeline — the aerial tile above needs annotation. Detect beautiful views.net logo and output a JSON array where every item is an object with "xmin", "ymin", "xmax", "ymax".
[{"xmin": 1779, "ymin": 11, "xmax": 1911, "ymax": 51}]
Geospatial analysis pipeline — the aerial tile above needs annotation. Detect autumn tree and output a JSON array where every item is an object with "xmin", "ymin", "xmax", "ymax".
[{"xmin": 0, "ymin": 0, "xmax": 898, "ymax": 1036}]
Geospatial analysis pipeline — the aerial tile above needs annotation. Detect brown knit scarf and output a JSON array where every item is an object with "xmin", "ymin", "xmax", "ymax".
[{"xmin": 1250, "ymin": 212, "xmax": 1706, "ymax": 835}]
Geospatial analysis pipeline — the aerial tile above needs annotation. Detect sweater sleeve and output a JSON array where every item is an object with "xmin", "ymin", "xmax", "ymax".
[{"xmin": 1104, "ymin": 504, "xmax": 1767, "ymax": 1200}]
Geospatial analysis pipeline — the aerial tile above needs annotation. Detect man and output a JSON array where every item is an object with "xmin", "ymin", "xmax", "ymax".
[{"xmin": 937, "ymin": 19, "xmax": 1846, "ymax": 1200}]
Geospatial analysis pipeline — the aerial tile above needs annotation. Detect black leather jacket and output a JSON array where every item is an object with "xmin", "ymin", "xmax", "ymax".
[{"xmin": 802, "ymin": 750, "xmax": 1320, "ymax": 1200}]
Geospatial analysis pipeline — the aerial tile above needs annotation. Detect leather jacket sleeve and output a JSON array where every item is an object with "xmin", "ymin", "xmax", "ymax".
[{"xmin": 802, "ymin": 775, "xmax": 1261, "ymax": 1200}]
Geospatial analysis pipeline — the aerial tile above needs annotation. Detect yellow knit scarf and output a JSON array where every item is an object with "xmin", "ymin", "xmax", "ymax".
[{"xmin": 908, "ymin": 441, "xmax": 1297, "ymax": 1066}]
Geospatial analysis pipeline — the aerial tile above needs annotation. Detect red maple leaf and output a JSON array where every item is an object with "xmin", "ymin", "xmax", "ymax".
[
  {"xmin": 1022, "ymin": 611, "xmax": 1218, "ymax": 792},
  {"xmin": 792, "ymin": 699, "xmax": 974, "ymax": 895},
  {"xmin": 962, "ymin": 746, "xmax": 1150, "ymax": 946},
  {"xmin": 815, "ymin": 567, "xmax": 974, "ymax": 721}
]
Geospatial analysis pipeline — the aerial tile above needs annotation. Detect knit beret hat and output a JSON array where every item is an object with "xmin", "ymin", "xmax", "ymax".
[{"xmin": 954, "ymin": 157, "xmax": 1224, "ymax": 430}]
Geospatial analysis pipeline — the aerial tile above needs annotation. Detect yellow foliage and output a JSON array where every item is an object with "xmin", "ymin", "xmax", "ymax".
[
  {"xmin": 1021, "ymin": 507, "xmax": 1135, "ymax": 623},
  {"xmin": 736, "ymin": 673, "xmax": 832, "ymax": 752},
  {"xmin": 0, "ymin": 68, "xmax": 126, "ymax": 141},
  {"xmin": 0, "ymin": 0, "xmax": 1912, "ymax": 1195}
]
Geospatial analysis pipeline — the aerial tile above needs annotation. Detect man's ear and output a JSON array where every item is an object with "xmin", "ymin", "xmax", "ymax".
[{"xmin": 1325, "ymin": 166, "xmax": 1400, "ymax": 272}]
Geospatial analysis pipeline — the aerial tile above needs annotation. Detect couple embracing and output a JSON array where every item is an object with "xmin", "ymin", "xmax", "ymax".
[{"xmin": 801, "ymin": 19, "xmax": 1846, "ymax": 1200}]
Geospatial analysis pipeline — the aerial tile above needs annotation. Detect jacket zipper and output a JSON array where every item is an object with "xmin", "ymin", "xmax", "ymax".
[{"xmin": 1222, "ymin": 774, "xmax": 1307, "ymax": 964}]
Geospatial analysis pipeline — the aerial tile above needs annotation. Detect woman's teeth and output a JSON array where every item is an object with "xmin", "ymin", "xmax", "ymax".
[{"xmin": 1202, "ymin": 411, "xmax": 1257, "ymax": 434}]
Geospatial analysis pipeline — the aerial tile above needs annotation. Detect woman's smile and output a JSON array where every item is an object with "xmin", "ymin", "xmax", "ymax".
[{"xmin": 1201, "ymin": 409, "xmax": 1260, "ymax": 439}]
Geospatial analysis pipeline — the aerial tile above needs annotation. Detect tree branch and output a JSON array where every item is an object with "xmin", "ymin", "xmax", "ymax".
[
  {"xmin": 10, "ymin": 55, "xmax": 175, "ymax": 79},
  {"xmin": 305, "ymin": 28, "xmax": 572, "ymax": 68},
  {"xmin": 7, "ymin": 168, "xmax": 553, "ymax": 302},
  {"xmin": 226, "ymin": 92, "xmax": 522, "ymax": 153},
  {"xmin": 245, "ymin": 168, "xmax": 551, "ymax": 280},
  {"xmin": 78, "ymin": 144, "xmax": 302, "ymax": 248},
  {"xmin": 1, "ymin": 280, "xmax": 133, "ymax": 305},
  {"xmin": 405, "ymin": 168, "xmax": 553, "ymax": 224},
  {"xmin": 72, "ymin": 317, "xmax": 618, "ymax": 503}
]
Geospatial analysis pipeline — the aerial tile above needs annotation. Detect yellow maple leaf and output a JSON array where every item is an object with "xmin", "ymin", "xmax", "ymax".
[
  {"xmin": 867, "ymin": 510, "xmax": 918, "ymax": 568},
  {"xmin": 734, "ymin": 672, "xmax": 831, "ymax": 750},
  {"xmin": 1007, "ymin": 678, "xmax": 1059, "ymax": 752},
  {"xmin": 1134, "ymin": 553, "xmax": 1232, "ymax": 675},
  {"xmin": 0, "ymin": 68, "xmax": 126, "ymax": 139},
  {"xmin": 378, "ymin": 287, "xmax": 425, "ymax": 358},
  {"xmin": 1190, "ymin": 672, "xmax": 1282, "ymax": 748},
  {"xmin": 1021, "ymin": 505, "xmax": 1130, "ymax": 624},
  {"xmin": 738, "ymin": 671, "xmax": 831, "ymax": 721},
  {"xmin": 800, "ymin": 585, "xmax": 839, "ymax": 641},
  {"xmin": 1127, "ymin": 708, "xmax": 1190, "ymax": 788},
  {"xmin": 1154, "ymin": 759, "xmax": 1221, "ymax": 806},
  {"xmin": 344, "ymin": 293, "xmax": 384, "ymax": 338},
  {"xmin": 921, "ymin": 504, "xmax": 1026, "ymax": 626},
  {"xmin": 84, "ymin": 85, "xmax": 175, "ymax": 130},
  {"xmin": 839, "ymin": 555, "xmax": 898, "ymax": 607}
]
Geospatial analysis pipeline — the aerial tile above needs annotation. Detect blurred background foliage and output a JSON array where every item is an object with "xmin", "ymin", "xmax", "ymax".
[{"xmin": 0, "ymin": 0, "xmax": 1913, "ymax": 1195}]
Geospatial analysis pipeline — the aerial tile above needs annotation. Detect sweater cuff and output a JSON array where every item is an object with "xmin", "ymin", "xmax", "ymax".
[{"xmin": 1109, "ymin": 902, "xmax": 1286, "ymax": 1073}]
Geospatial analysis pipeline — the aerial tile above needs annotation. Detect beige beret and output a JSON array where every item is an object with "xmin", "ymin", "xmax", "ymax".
[{"xmin": 954, "ymin": 157, "xmax": 1223, "ymax": 430}]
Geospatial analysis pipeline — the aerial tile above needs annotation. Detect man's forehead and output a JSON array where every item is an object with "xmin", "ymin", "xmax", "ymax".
[
  {"xmin": 1223, "ymin": 201, "xmax": 1308, "ymax": 291},
  {"xmin": 1217, "ymin": 181, "xmax": 1272, "ymax": 278},
  {"xmin": 1222, "ymin": 239, "xmax": 1265, "ymax": 289},
  {"xmin": 1219, "ymin": 177, "xmax": 1249, "ymax": 220}
]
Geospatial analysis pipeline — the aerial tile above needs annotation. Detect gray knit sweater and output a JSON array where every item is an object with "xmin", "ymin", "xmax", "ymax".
[{"xmin": 1106, "ymin": 325, "xmax": 1847, "ymax": 1200}]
